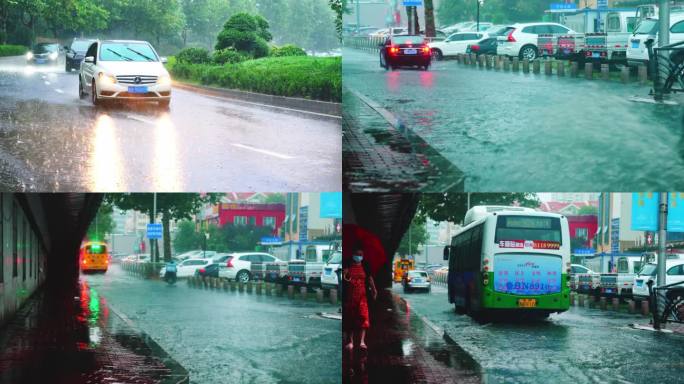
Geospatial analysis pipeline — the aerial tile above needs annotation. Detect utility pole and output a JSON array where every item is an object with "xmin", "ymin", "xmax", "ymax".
[
  {"xmin": 356, "ymin": 0, "xmax": 361, "ymax": 34},
  {"xmin": 477, "ymin": 0, "xmax": 481, "ymax": 32},
  {"xmin": 659, "ymin": 0, "xmax": 670, "ymax": 47},
  {"xmin": 657, "ymin": 192, "xmax": 667, "ymax": 287},
  {"xmin": 152, "ymin": 193, "xmax": 157, "ymax": 263}
]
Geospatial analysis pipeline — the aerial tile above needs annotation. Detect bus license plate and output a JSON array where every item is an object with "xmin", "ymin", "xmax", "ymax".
[
  {"xmin": 404, "ymin": 49, "xmax": 417, "ymax": 55},
  {"xmin": 128, "ymin": 86, "xmax": 148, "ymax": 93},
  {"xmin": 518, "ymin": 299, "xmax": 537, "ymax": 308}
]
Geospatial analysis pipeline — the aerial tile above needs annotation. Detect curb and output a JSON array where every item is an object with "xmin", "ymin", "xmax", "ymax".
[{"xmin": 172, "ymin": 81, "xmax": 342, "ymax": 119}]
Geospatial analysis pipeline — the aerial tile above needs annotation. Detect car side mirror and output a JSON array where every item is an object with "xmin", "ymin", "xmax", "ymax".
[
  {"xmin": 63, "ymin": 46, "xmax": 70, "ymax": 51},
  {"xmin": 84, "ymin": 56, "xmax": 94, "ymax": 63},
  {"xmin": 160, "ymin": 56, "xmax": 168, "ymax": 64},
  {"xmin": 443, "ymin": 246, "xmax": 450, "ymax": 260}
]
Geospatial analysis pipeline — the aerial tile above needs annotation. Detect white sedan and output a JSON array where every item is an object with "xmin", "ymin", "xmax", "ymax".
[
  {"xmin": 159, "ymin": 258, "xmax": 213, "ymax": 278},
  {"xmin": 79, "ymin": 39, "xmax": 172, "ymax": 108},
  {"xmin": 429, "ymin": 32, "xmax": 487, "ymax": 60}
]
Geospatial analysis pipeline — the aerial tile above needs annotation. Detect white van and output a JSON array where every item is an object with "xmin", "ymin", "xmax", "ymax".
[
  {"xmin": 632, "ymin": 260, "xmax": 684, "ymax": 299},
  {"xmin": 626, "ymin": 13, "xmax": 684, "ymax": 67}
]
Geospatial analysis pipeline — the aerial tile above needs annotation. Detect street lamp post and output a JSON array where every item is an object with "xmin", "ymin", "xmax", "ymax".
[{"xmin": 477, "ymin": 0, "xmax": 484, "ymax": 32}]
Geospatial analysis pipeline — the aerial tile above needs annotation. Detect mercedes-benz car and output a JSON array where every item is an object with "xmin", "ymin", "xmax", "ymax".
[
  {"xmin": 64, "ymin": 38, "xmax": 97, "ymax": 72},
  {"xmin": 78, "ymin": 40, "xmax": 172, "ymax": 108}
]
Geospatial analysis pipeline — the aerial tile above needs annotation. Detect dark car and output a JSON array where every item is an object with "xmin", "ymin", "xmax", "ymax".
[
  {"xmin": 195, "ymin": 263, "xmax": 220, "ymax": 278},
  {"xmin": 64, "ymin": 38, "xmax": 97, "ymax": 72},
  {"xmin": 379, "ymin": 35, "xmax": 432, "ymax": 71},
  {"xmin": 27, "ymin": 43, "xmax": 60, "ymax": 65},
  {"xmin": 467, "ymin": 37, "xmax": 498, "ymax": 56}
]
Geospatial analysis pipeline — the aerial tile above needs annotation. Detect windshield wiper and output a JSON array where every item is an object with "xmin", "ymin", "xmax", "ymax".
[
  {"xmin": 106, "ymin": 48, "xmax": 133, "ymax": 61},
  {"xmin": 126, "ymin": 47, "xmax": 155, "ymax": 62}
]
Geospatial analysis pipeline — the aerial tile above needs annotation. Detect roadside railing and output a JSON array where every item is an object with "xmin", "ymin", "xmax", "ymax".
[
  {"xmin": 343, "ymin": 36, "xmax": 385, "ymax": 53},
  {"xmin": 648, "ymin": 280, "xmax": 684, "ymax": 330},
  {"xmin": 649, "ymin": 39, "xmax": 684, "ymax": 99},
  {"xmin": 433, "ymin": 271, "xmax": 448, "ymax": 287},
  {"xmin": 121, "ymin": 261, "xmax": 165, "ymax": 279}
]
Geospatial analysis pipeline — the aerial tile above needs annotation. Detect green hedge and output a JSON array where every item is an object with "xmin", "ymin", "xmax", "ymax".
[
  {"xmin": 0, "ymin": 45, "xmax": 27, "ymax": 57},
  {"xmin": 167, "ymin": 55, "xmax": 341, "ymax": 102}
]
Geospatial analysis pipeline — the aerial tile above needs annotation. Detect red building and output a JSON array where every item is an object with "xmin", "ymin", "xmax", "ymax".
[
  {"xmin": 217, "ymin": 203, "xmax": 286, "ymax": 235},
  {"xmin": 567, "ymin": 215, "xmax": 598, "ymax": 248}
]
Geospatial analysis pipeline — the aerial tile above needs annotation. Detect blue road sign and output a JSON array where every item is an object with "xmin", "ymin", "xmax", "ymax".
[
  {"xmin": 550, "ymin": 3, "xmax": 577, "ymax": 11},
  {"xmin": 260, "ymin": 236, "xmax": 282, "ymax": 245},
  {"xmin": 597, "ymin": 0, "xmax": 608, "ymax": 9},
  {"xmin": 402, "ymin": 0, "xmax": 423, "ymax": 6},
  {"xmin": 146, "ymin": 223, "xmax": 162, "ymax": 239},
  {"xmin": 320, "ymin": 192, "xmax": 342, "ymax": 218},
  {"xmin": 668, "ymin": 193, "xmax": 684, "ymax": 232},
  {"xmin": 610, "ymin": 218, "xmax": 620, "ymax": 254},
  {"xmin": 631, "ymin": 193, "xmax": 658, "ymax": 231}
]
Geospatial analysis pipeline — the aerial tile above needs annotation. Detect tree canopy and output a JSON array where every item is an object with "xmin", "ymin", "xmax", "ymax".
[{"xmin": 420, "ymin": 193, "xmax": 541, "ymax": 224}]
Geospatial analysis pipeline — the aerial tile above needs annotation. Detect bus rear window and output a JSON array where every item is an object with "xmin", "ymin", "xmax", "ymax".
[
  {"xmin": 87, "ymin": 244, "xmax": 107, "ymax": 254},
  {"xmin": 495, "ymin": 216, "xmax": 562, "ymax": 244}
]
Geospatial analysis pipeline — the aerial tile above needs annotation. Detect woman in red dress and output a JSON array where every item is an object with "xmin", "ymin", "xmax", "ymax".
[{"xmin": 343, "ymin": 244, "xmax": 377, "ymax": 356}]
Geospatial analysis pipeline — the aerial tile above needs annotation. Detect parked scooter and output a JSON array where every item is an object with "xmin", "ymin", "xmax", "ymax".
[{"xmin": 164, "ymin": 260, "xmax": 178, "ymax": 285}]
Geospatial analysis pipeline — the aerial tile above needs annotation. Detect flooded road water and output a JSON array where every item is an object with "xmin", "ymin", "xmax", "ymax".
[
  {"xmin": 343, "ymin": 48, "xmax": 684, "ymax": 191},
  {"xmin": 396, "ymin": 283, "xmax": 684, "ymax": 384},
  {"xmin": 0, "ymin": 55, "xmax": 340, "ymax": 191}
]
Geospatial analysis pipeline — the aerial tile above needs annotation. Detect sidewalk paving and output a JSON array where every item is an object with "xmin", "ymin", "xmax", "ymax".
[
  {"xmin": 343, "ymin": 89, "xmax": 464, "ymax": 193},
  {"xmin": 0, "ymin": 280, "xmax": 188, "ymax": 384},
  {"xmin": 343, "ymin": 289, "xmax": 480, "ymax": 384}
]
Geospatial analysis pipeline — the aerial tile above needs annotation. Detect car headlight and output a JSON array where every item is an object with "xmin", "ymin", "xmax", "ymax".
[
  {"xmin": 26, "ymin": 52, "xmax": 33, "ymax": 60},
  {"xmin": 49, "ymin": 52, "xmax": 58, "ymax": 60},
  {"xmin": 158, "ymin": 74, "xmax": 172, "ymax": 86},
  {"xmin": 98, "ymin": 72, "xmax": 117, "ymax": 85}
]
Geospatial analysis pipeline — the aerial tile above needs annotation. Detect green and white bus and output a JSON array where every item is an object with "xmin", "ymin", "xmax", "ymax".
[{"xmin": 443, "ymin": 206, "xmax": 571, "ymax": 318}]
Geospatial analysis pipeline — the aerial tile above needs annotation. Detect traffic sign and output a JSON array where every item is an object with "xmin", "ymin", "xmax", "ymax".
[
  {"xmin": 631, "ymin": 193, "xmax": 658, "ymax": 231},
  {"xmin": 550, "ymin": 3, "xmax": 577, "ymax": 11},
  {"xmin": 146, "ymin": 223, "xmax": 162, "ymax": 239},
  {"xmin": 597, "ymin": 0, "xmax": 608, "ymax": 9},
  {"xmin": 260, "ymin": 236, "xmax": 282, "ymax": 245},
  {"xmin": 402, "ymin": 0, "xmax": 423, "ymax": 6},
  {"xmin": 320, "ymin": 192, "xmax": 342, "ymax": 218},
  {"xmin": 667, "ymin": 193, "xmax": 684, "ymax": 232},
  {"xmin": 610, "ymin": 218, "xmax": 620, "ymax": 253}
]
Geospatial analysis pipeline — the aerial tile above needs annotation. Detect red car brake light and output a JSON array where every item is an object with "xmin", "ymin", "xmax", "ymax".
[
  {"xmin": 422, "ymin": 46, "xmax": 430, "ymax": 55},
  {"xmin": 471, "ymin": 45, "xmax": 480, "ymax": 51},
  {"xmin": 507, "ymin": 29, "xmax": 517, "ymax": 42},
  {"xmin": 389, "ymin": 46, "xmax": 399, "ymax": 55},
  {"xmin": 199, "ymin": 268, "xmax": 206, "ymax": 274}
]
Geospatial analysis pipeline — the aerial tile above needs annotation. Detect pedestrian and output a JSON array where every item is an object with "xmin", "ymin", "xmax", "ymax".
[{"xmin": 343, "ymin": 242, "xmax": 377, "ymax": 358}]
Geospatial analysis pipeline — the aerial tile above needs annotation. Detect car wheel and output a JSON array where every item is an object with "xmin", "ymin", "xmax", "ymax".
[
  {"xmin": 78, "ymin": 76, "xmax": 87, "ymax": 100},
  {"xmin": 91, "ymin": 79, "xmax": 100, "ymax": 106},
  {"xmin": 236, "ymin": 270, "xmax": 250, "ymax": 283},
  {"xmin": 432, "ymin": 49, "xmax": 443, "ymax": 61},
  {"xmin": 519, "ymin": 45, "xmax": 538, "ymax": 61}
]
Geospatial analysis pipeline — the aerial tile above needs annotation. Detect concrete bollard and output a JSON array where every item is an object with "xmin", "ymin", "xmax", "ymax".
[
  {"xmin": 463, "ymin": 54, "xmax": 470, "ymax": 65},
  {"xmin": 621, "ymin": 66, "xmax": 630, "ymax": 83},
  {"xmin": 612, "ymin": 297, "xmax": 620, "ymax": 311},
  {"xmin": 638, "ymin": 64, "xmax": 648, "ymax": 84},
  {"xmin": 557, "ymin": 61, "xmax": 565, "ymax": 77},
  {"xmin": 256, "ymin": 283, "xmax": 262, "ymax": 295},
  {"xmin": 503, "ymin": 57, "xmax": 510, "ymax": 71},
  {"xmin": 512, "ymin": 57, "xmax": 519, "ymax": 72},
  {"xmin": 570, "ymin": 292, "xmax": 576, "ymax": 306},
  {"xmin": 276, "ymin": 283, "xmax": 284, "ymax": 296},
  {"xmin": 641, "ymin": 299, "xmax": 650, "ymax": 316},
  {"xmin": 585, "ymin": 62, "xmax": 593, "ymax": 79},
  {"xmin": 247, "ymin": 281, "xmax": 253, "ymax": 293},
  {"xmin": 485, "ymin": 55, "xmax": 492, "ymax": 69},
  {"xmin": 300, "ymin": 286, "xmax": 308, "ymax": 299},
  {"xmin": 230, "ymin": 280, "xmax": 237, "ymax": 291},
  {"xmin": 238, "ymin": 282, "xmax": 245, "ymax": 292},
  {"xmin": 287, "ymin": 285, "xmax": 295, "ymax": 299},
  {"xmin": 316, "ymin": 289, "xmax": 324, "ymax": 302},
  {"xmin": 544, "ymin": 60, "xmax": 552, "ymax": 76},
  {"xmin": 599, "ymin": 297, "xmax": 607, "ymax": 310},
  {"xmin": 627, "ymin": 299, "xmax": 635, "ymax": 314},
  {"xmin": 330, "ymin": 289, "xmax": 338, "ymax": 305},
  {"xmin": 223, "ymin": 279, "xmax": 229, "ymax": 291},
  {"xmin": 601, "ymin": 64, "xmax": 610, "ymax": 80},
  {"xmin": 570, "ymin": 61, "xmax": 579, "ymax": 77},
  {"xmin": 470, "ymin": 53, "xmax": 476, "ymax": 66},
  {"xmin": 578, "ymin": 294, "xmax": 585, "ymax": 307},
  {"xmin": 533, "ymin": 60, "xmax": 540, "ymax": 74},
  {"xmin": 522, "ymin": 59, "xmax": 530, "ymax": 73},
  {"xmin": 266, "ymin": 283, "xmax": 273, "ymax": 296},
  {"xmin": 479, "ymin": 54, "xmax": 486, "ymax": 68}
]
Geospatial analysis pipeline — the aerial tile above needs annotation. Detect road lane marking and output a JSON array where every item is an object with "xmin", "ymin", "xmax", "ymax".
[
  {"xmin": 54, "ymin": 89, "xmax": 64, "ymax": 94},
  {"xmin": 126, "ymin": 114, "xmax": 157, "ymax": 125},
  {"xmin": 231, "ymin": 143, "xmax": 295, "ymax": 160},
  {"xmin": 44, "ymin": 81, "xmax": 50, "ymax": 85}
]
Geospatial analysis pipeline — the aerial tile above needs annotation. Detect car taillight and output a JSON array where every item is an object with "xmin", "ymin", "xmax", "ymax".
[
  {"xmin": 422, "ymin": 46, "xmax": 430, "ymax": 55},
  {"xmin": 471, "ymin": 45, "xmax": 480, "ymax": 51},
  {"xmin": 82, "ymin": 259, "xmax": 86, "ymax": 265},
  {"xmin": 227, "ymin": 259, "xmax": 233, "ymax": 268},
  {"xmin": 507, "ymin": 30, "xmax": 516, "ymax": 42},
  {"xmin": 389, "ymin": 46, "xmax": 399, "ymax": 55},
  {"xmin": 199, "ymin": 268, "xmax": 205, "ymax": 274}
]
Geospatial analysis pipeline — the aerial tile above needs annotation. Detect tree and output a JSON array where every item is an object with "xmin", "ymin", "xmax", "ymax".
[
  {"xmin": 264, "ymin": 193, "xmax": 286, "ymax": 204},
  {"xmin": 108, "ymin": 193, "xmax": 222, "ymax": 262},
  {"xmin": 86, "ymin": 201, "xmax": 115, "ymax": 242},
  {"xmin": 578, "ymin": 205, "xmax": 598, "ymax": 215},
  {"xmin": 215, "ymin": 12, "xmax": 271, "ymax": 58},
  {"xmin": 424, "ymin": 0, "xmax": 436, "ymax": 38},
  {"xmin": 420, "ymin": 193, "xmax": 541, "ymax": 224},
  {"xmin": 173, "ymin": 220, "xmax": 202, "ymax": 252},
  {"xmin": 437, "ymin": 0, "xmax": 555, "ymax": 26},
  {"xmin": 397, "ymin": 214, "xmax": 427, "ymax": 257},
  {"xmin": 219, "ymin": 223, "xmax": 274, "ymax": 251}
]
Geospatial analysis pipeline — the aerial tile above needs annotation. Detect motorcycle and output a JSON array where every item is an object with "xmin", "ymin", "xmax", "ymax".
[{"xmin": 164, "ymin": 262, "xmax": 178, "ymax": 285}]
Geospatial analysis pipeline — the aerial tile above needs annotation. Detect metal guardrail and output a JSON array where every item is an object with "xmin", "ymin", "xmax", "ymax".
[
  {"xmin": 648, "ymin": 280, "xmax": 684, "ymax": 330},
  {"xmin": 649, "ymin": 39, "xmax": 684, "ymax": 99},
  {"xmin": 121, "ymin": 261, "xmax": 165, "ymax": 279}
]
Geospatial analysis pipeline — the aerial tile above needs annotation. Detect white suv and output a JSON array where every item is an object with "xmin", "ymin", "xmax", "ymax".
[
  {"xmin": 79, "ymin": 40, "xmax": 172, "ymax": 108},
  {"xmin": 497, "ymin": 22, "xmax": 574, "ymax": 60},
  {"xmin": 159, "ymin": 258, "xmax": 212, "ymax": 278},
  {"xmin": 320, "ymin": 251, "xmax": 342, "ymax": 290},
  {"xmin": 626, "ymin": 14, "xmax": 684, "ymax": 68},
  {"xmin": 632, "ymin": 260, "xmax": 684, "ymax": 299},
  {"xmin": 217, "ymin": 252, "xmax": 280, "ymax": 283}
]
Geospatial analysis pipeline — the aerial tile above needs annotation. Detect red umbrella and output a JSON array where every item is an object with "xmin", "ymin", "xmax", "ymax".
[{"xmin": 342, "ymin": 224, "xmax": 387, "ymax": 275}]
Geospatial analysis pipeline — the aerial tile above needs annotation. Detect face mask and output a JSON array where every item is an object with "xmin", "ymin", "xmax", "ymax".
[{"xmin": 353, "ymin": 255, "xmax": 363, "ymax": 263}]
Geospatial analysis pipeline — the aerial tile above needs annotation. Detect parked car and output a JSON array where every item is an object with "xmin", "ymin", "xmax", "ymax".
[
  {"xmin": 26, "ymin": 43, "xmax": 60, "ymax": 65},
  {"xmin": 159, "ymin": 258, "xmax": 212, "ymax": 278},
  {"xmin": 626, "ymin": 14, "xmax": 684, "ymax": 68},
  {"xmin": 403, "ymin": 270, "xmax": 431, "ymax": 293},
  {"xmin": 632, "ymin": 260, "xmax": 684, "ymax": 300},
  {"xmin": 217, "ymin": 252, "xmax": 280, "ymax": 283},
  {"xmin": 497, "ymin": 22, "xmax": 574, "ymax": 60},
  {"xmin": 380, "ymin": 35, "xmax": 432, "ymax": 70},
  {"xmin": 467, "ymin": 37, "xmax": 499, "ymax": 56},
  {"xmin": 64, "ymin": 38, "xmax": 97, "ymax": 72},
  {"xmin": 429, "ymin": 32, "xmax": 487, "ymax": 60},
  {"xmin": 369, "ymin": 27, "xmax": 408, "ymax": 38},
  {"xmin": 321, "ymin": 251, "xmax": 342, "ymax": 290},
  {"xmin": 79, "ymin": 40, "xmax": 172, "ymax": 108},
  {"xmin": 195, "ymin": 263, "xmax": 220, "ymax": 278}
]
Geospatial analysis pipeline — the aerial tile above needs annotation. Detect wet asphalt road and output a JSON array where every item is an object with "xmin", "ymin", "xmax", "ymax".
[
  {"xmin": 0, "ymin": 55, "xmax": 340, "ymax": 192},
  {"xmin": 343, "ymin": 48, "xmax": 684, "ymax": 191},
  {"xmin": 395, "ymin": 283, "xmax": 684, "ymax": 384},
  {"xmin": 83, "ymin": 264, "xmax": 341, "ymax": 384}
]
